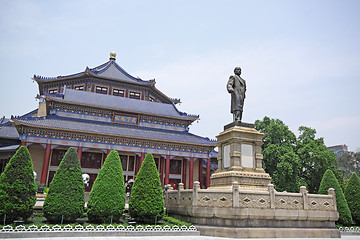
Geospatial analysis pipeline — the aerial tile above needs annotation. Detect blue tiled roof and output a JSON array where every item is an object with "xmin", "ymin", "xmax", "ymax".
[
  {"xmin": 13, "ymin": 116, "xmax": 216, "ymax": 146},
  {"xmin": 0, "ymin": 121, "xmax": 19, "ymax": 140},
  {"xmin": 46, "ymin": 89, "xmax": 199, "ymax": 120},
  {"xmin": 33, "ymin": 59, "xmax": 154, "ymax": 84}
]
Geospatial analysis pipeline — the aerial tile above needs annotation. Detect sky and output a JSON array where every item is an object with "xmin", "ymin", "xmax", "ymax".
[{"xmin": 0, "ymin": 0, "xmax": 359, "ymax": 151}]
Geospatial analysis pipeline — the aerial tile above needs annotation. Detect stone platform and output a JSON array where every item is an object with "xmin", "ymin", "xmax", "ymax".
[
  {"xmin": 166, "ymin": 123, "xmax": 340, "ymax": 238},
  {"xmin": 166, "ymin": 182, "xmax": 339, "ymax": 238}
]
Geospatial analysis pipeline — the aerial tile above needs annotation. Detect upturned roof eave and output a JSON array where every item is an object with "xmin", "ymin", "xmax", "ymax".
[
  {"xmin": 44, "ymin": 95, "xmax": 199, "ymax": 122},
  {"xmin": 11, "ymin": 119, "xmax": 216, "ymax": 148},
  {"xmin": 32, "ymin": 60, "xmax": 155, "ymax": 86}
]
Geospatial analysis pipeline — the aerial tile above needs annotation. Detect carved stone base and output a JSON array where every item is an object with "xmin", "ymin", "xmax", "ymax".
[
  {"xmin": 210, "ymin": 169, "xmax": 271, "ymax": 190},
  {"xmin": 215, "ymin": 123, "xmax": 269, "ymax": 190}
]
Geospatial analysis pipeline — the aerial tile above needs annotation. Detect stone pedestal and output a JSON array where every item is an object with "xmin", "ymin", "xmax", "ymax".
[{"xmin": 210, "ymin": 122, "xmax": 271, "ymax": 190}]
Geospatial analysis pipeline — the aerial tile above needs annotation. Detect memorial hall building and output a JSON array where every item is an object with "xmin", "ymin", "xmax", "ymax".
[{"xmin": 0, "ymin": 52, "xmax": 217, "ymax": 191}]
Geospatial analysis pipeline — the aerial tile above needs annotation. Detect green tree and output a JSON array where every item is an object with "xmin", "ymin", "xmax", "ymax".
[
  {"xmin": 344, "ymin": 173, "xmax": 360, "ymax": 225},
  {"xmin": 0, "ymin": 146, "xmax": 36, "ymax": 223},
  {"xmin": 255, "ymin": 117, "xmax": 297, "ymax": 177},
  {"xmin": 256, "ymin": 117, "xmax": 344, "ymax": 194},
  {"xmin": 87, "ymin": 150, "xmax": 126, "ymax": 223},
  {"xmin": 318, "ymin": 169, "xmax": 352, "ymax": 226},
  {"xmin": 296, "ymin": 126, "xmax": 344, "ymax": 192},
  {"xmin": 272, "ymin": 150, "xmax": 303, "ymax": 192},
  {"xmin": 129, "ymin": 153, "xmax": 164, "ymax": 224},
  {"xmin": 255, "ymin": 117, "xmax": 304, "ymax": 192},
  {"xmin": 337, "ymin": 152, "xmax": 360, "ymax": 179},
  {"xmin": 43, "ymin": 147, "xmax": 85, "ymax": 223}
]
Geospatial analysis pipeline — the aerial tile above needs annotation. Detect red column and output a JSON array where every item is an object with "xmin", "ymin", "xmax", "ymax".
[
  {"xmin": 77, "ymin": 146, "xmax": 83, "ymax": 161},
  {"xmin": 40, "ymin": 144, "xmax": 51, "ymax": 185},
  {"xmin": 159, "ymin": 156, "xmax": 164, "ymax": 185},
  {"xmin": 189, "ymin": 157, "xmax": 194, "ymax": 189},
  {"xmin": 182, "ymin": 159, "xmax": 187, "ymax": 189},
  {"xmin": 140, "ymin": 152, "xmax": 145, "ymax": 167},
  {"xmin": 165, "ymin": 154, "xmax": 170, "ymax": 185},
  {"xmin": 199, "ymin": 159, "xmax": 203, "ymax": 189},
  {"xmin": 206, "ymin": 158, "xmax": 211, "ymax": 188},
  {"xmin": 20, "ymin": 141, "xmax": 26, "ymax": 146}
]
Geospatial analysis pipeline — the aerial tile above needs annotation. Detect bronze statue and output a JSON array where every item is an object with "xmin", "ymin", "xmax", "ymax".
[{"xmin": 227, "ymin": 67, "xmax": 246, "ymax": 122}]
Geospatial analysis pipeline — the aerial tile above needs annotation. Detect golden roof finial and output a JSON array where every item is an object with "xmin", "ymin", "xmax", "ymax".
[{"xmin": 110, "ymin": 51, "xmax": 116, "ymax": 60}]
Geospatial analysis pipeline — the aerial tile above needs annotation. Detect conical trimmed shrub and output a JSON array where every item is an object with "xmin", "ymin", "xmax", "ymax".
[
  {"xmin": 129, "ymin": 153, "xmax": 164, "ymax": 224},
  {"xmin": 87, "ymin": 150, "xmax": 125, "ymax": 223},
  {"xmin": 318, "ymin": 169, "xmax": 352, "ymax": 226},
  {"xmin": 0, "ymin": 146, "xmax": 36, "ymax": 223},
  {"xmin": 43, "ymin": 147, "xmax": 85, "ymax": 223},
  {"xmin": 344, "ymin": 173, "xmax": 360, "ymax": 225}
]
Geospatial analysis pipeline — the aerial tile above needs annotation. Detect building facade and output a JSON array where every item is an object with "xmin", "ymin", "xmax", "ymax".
[
  {"xmin": 3, "ymin": 52, "xmax": 217, "ymax": 191},
  {"xmin": 327, "ymin": 144, "xmax": 348, "ymax": 157}
]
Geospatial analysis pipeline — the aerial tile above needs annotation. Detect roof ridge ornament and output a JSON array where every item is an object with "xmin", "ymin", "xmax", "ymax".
[{"xmin": 110, "ymin": 51, "xmax": 116, "ymax": 61}]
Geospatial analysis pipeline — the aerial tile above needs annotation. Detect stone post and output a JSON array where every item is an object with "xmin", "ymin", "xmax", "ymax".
[
  {"xmin": 328, "ymin": 188, "xmax": 337, "ymax": 211},
  {"xmin": 165, "ymin": 185, "xmax": 169, "ymax": 207},
  {"xmin": 193, "ymin": 181, "xmax": 200, "ymax": 206},
  {"xmin": 268, "ymin": 184, "xmax": 275, "ymax": 209},
  {"xmin": 178, "ymin": 183, "xmax": 184, "ymax": 205},
  {"xmin": 232, "ymin": 181, "xmax": 239, "ymax": 207},
  {"xmin": 217, "ymin": 147, "xmax": 222, "ymax": 171},
  {"xmin": 300, "ymin": 186, "xmax": 308, "ymax": 210}
]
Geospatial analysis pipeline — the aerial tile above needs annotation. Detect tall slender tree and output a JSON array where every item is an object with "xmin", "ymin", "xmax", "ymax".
[
  {"xmin": 43, "ymin": 147, "xmax": 85, "ymax": 223},
  {"xmin": 87, "ymin": 150, "xmax": 125, "ymax": 223},
  {"xmin": 129, "ymin": 153, "xmax": 164, "ymax": 224},
  {"xmin": 318, "ymin": 169, "xmax": 352, "ymax": 226},
  {"xmin": 0, "ymin": 146, "xmax": 37, "ymax": 223},
  {"xmin": 344, "ymin": 173, "xmax": 360, "ymax": 225}
]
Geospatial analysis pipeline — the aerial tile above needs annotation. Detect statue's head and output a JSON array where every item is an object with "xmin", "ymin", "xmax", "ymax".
[{"xmin": 234, "ymin": 67, "xmax": 241, "ymax": 75}]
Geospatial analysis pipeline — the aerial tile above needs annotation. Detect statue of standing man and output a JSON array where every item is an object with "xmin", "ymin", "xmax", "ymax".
[{"xmin": 227, "ymin": 67, "xmax": 246, "ymax": 122}]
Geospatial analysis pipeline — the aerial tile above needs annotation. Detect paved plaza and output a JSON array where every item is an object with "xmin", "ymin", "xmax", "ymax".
[{"xmin": 0, "ymin": 235, "xmax": 358, "ymax": 240}]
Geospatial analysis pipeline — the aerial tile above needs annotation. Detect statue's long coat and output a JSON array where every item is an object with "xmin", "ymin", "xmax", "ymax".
[{"xmin": 227, "ymin": 75, "xmax": 246, "ymax": 113}]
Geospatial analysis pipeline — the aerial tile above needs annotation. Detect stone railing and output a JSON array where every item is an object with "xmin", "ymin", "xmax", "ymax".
[{"xmin": 166, "ymin": 181, "xmax": 336, "ymax": 211}]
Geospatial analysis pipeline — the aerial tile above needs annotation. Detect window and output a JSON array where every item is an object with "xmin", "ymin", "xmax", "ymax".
[
  {"xmin": 170, "ymin": 159, "xmax": 182, "ymax": 174},
  {"xmin": 51, "ymin": 149, "xmax": 67, "ymax": 166},
  {"xmin": 81, "ymin": 152, "xmax": 102, "ymax": 169},
  {"xmin": 129, "ymin": 91, "xmax": 140, "ymax": 99},
  {"xmin": 154, "ymin": 157, "xmax": 160, "ymax": 170},
  {"xmin": 74, "ymin": 85, "xmax": 84, "ymax": 91},
  {"xmin": 113, "ymin": 89, "xmax": 124, "ymax": 97},
  {"xmin": 119, "ymin": 154, "xmax": 136, "ymax": 182},
  {"xmin": 96, "ymin": 86, "xmax": 108, "ymax": 94},
  {"xmin": 119, "ymin": 154, "xmax": 135, "ymax": 171},
  {"xmin": 48, "ymin": 89, "xmax": 58, "ymax": 94}
]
